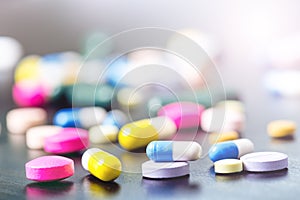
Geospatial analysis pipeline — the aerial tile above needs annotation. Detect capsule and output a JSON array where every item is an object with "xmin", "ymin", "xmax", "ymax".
[
  {"xmin": 118, "ymin": 116, "xmax": 177, "ymax": 151},
  {"xmin": 81, "ymin": 148, "xmax": 122, "ymax": 182},
  {"xmin": 102, "ymin": 109, "xmax": 129, "ymax": 128},
  {"xmin": 89, "ymin": 124, "xmax": 119, "ymax": 144},
  {"xmin": 146, "ymin": 141, "xmax": 202, "ymax": 162},
  {"xmin": 53, "ymin": 107, "xmax": 106, "ymax": 129},
  {"xmin": 64, "ymin": 83, "xmax": 114, "ymax": 109},
  {"xmin": 209, "ymin": 138, "xmax": 254, "ymax": 162}
]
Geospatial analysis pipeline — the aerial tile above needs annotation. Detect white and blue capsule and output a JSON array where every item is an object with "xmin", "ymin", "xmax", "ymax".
[
  {"xmin": 146, "ymin": 141, "xmax": 202, "ymax": 162},
  {"xmin": 209, "ymin": 138, "xmax": 254, "ymax": 162},
  {"xmin": 53, "ymin": 107, "xmax": 106, "ymax": 129}
]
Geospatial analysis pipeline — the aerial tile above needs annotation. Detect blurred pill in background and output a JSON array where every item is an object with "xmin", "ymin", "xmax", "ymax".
[
  {"xmin": 89, "ymin": 124, "xmax": 119, "ymax": 144},
  {"xmin": 0, "ymin": 36, "xmax": 23, "ymax": 71},
  {"xmin": 6, "ymin": 108, "xmax": 47, "ymax": 135}
]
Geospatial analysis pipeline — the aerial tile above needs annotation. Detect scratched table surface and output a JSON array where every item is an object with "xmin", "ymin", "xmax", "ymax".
[{"xmin": 1, "ymin": 1, "xmax": 300, "ymax": 200}]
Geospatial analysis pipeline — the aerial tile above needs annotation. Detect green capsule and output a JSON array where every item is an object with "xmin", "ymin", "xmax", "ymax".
[{"xmin": 65, "ymin": 83, "xmax": 114, "ymax": 109}]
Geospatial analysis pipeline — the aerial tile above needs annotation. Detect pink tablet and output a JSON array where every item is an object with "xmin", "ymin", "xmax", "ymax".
[
  {"xmin": 25, "ymin": 156, "xmax": 74, "ymax": 182},
  {"xmin": 44, "ymin": 128, "xmax": 89, "ymax": 154},
  {"xmin": 157, "ymin": 102, "xmax": 205, "ymax": 129}
]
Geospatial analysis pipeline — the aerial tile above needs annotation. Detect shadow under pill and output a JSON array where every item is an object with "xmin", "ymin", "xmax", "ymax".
[
  {"xmin": 81, "ymin": 174, "xmax": 120, "ymax": 197},
  {"xmin": 244, "ymin": 168, "xmax": 288, "ymax": 180},
  {"xmin": 142, "ymin": 175, "xmax": 200, "ymax": 197},
  {"xmin": 25, "ymin": 181, "xmax": 75, "ymax": 198}
]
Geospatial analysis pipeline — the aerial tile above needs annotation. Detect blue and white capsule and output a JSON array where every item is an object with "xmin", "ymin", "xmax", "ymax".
[
  {"xmin": 209, "ymin": 138, "xmax": 254, "ymax": 162},
  {"xmin": 102, "ymin": 109, "xmax": 129, "ymax": 128},
  {"xmin": 146, "ymin": 141, "xmax": 202, "ymax": 162},
  {"xmin": 53, "ymin": 107, "xmax": 106, "ymax": 129}
]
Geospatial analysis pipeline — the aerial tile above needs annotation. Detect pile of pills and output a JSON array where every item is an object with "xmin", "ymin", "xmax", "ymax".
[{"xmin": 2, "ymin": 33, "xmax": 294, "ymax": 184}]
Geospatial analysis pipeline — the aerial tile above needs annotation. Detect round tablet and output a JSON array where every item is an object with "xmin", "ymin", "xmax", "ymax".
[
  {"xmin": 44, "ymin": 128, "xmax": 89, "ymax": 154},
  {"xmin": 240, "ymin": 152, "xmax": 288, "ymax": 172},
  {"xmin": 267, "ymin": 120, "xmax": 296, "ymax": 138},
  {"xmin": 6, "ymin": 108, "xmax": 47, "ymax": 134},
  {"xmin": 142, "ymin": 160, "xmax": 189, "ymax": 179},
  {"xmin": 25, "ymin": 156, "xmax": 74, "ymax": 182},
  {"xmin": 214, "ymin": 159, "xmax": 243, "ymax": 174}
]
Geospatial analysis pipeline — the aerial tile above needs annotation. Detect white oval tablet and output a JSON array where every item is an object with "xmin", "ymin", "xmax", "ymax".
[
  {"xmin": 6, "ymin": 108, "xmax": 47, "ymax": 134},
  {"xmin": 26, "ymin": 125, "xmax": 62, "ymax": 149},
  {"xmin": 142, "ymin": 160, "xmax": 189, "ymax": 179}
]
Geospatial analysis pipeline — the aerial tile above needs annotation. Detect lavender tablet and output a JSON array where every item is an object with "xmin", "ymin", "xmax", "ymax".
[
  {"xmin": 142, "ymin": 160, "xmax": 189, "ymax": 179},
  {"xmin": 240, "ymin": 152, "xmax": 288, "ymax": 172}
]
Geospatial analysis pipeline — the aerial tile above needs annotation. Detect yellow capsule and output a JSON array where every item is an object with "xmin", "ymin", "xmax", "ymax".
[
  {"xmin": 267, "ymin": 120, "xmax": 296, "ymax": 138},
  {"xmin": 82, "ymin": 148, "xmax": 122, "ymax": 182},
  {"xmin": 15, "ymin": 55, "xmax": 40, "ymax": 82},
  {"xmin": 118, "ymin": 116, "xmax": 177, "ymax": 151},
  {"xmin": 209, "ymin": 131, "xmax": 240, "ymax": 144}
]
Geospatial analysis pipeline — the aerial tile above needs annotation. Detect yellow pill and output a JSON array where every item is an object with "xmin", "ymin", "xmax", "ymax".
[
  {"xmin": 214, "ymin": 159, "xmax": 243, "ymax": 174},
  {"xmin": 15, "ymin": 55, "xmax": 40, "ymax": 82},
  {"xmin": 82, "ymin": 148, "xmax": 122, "ymax": 182},
  {"xmin": 118, "ymin": 116, "xmax": 176, "ymax": 151},
  {"xmin": 267, "ymin": 120, "xmax": 296, "ymax": 138},
  {"xmin": 209, "ymin": 131, "xmax": 240, "ymax": 144}
]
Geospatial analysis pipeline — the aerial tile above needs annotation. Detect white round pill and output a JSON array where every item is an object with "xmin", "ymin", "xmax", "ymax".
[
  {"xmin": 142, "ymin": 160, "xmax": 189, "ymax": 179},
  {"xmin": 240, "ymin": 152, "xmax": 288, "ymax": 172},
  {"xmin": 0, "ymin": 36, "xmax": 23, "ymax": 70}
]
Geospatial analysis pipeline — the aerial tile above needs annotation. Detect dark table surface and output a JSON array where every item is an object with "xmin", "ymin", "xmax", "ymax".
[{"xmin": 1, "ymin": 1, "xmax": 300, "ymax": 200}]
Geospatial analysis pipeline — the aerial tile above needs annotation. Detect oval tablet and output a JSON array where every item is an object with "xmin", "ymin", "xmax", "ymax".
[
  {"xmin": 240, "ymin": 152, "xmax": 288, "ymax": 172},
  {"xmin": 82, "ymin": 148, "xmax": 122, "ymax": 182},
  {"xmin": 146, "ymin": 141, "xmax": 202, "ymax": 161},
  {"xmin": 142, "ymin": 160, "xmax": 189, "ymax": 179},
  {"xmin": 26, "ymin": 125, "xmax": 63, "ymax": 149},
  {"xmin": 6, "ymin": 108, "xmax": 47, "ymax": 134},
  {"xmin": 25, "ymin": 156, "xmax": 74, "ymax": 182},
  {"xmin": 118, "ymin": 116, "xmax": 177, "ymax": 151},
  {"xmin": 89, "ymin": 124, "xmax": 119, "ymax": 144},
  {"xmin": 157, "ymin": 102, "xmax": 205, "ymax": 129},
  {"xmin": 44, "ymin": 128, "xmax": 89, "ymax": 154},
  {"xmin": 267, "ymin": 120, "xmax": 296, "ymax": 138},
  {"xmin": 214, "ymin": 159, "xmax": 243, "ymax": 174},
  {"xmin": 209, "ymin": 131, "xmax": 240, "ymax": 144}
]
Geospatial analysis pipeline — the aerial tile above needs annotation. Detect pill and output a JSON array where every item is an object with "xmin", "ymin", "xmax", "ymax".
[
  {"xmin": 117, "ymin": 87, "xmax": 144, "ymax": 108},
  {"xmin": 102, "ymin": 109, "xmax": 129, "ymax": 128},
  {"xmin": 214, "ymin": 159, "xmax": 243, "ymax": 174},
  {"xmin": 142, "ymin": 160, "xmax": 189, "ymax": 179},
  {"xmin": 44, "ymin": 128, "xmax": 89, "ymax": 154},
  {"xmin": 209, "ymin": 131, "xmax": 240, "ymax": 144},
  {"xmin": 215, "ymin": 100, "xmax": 245, "ymax": 113},
  {"xmin": 118, "ymin": 116, "xmax": 177, "ymax": 151},
  {"xmin": 25, "ymin": 155, "xmax": 74, "ymax": 182},
  {"xmin": 240, "ymin": 152, "xmax": 288, "ymax": 172},
  {"xmin": 12, "ymin": 80, "xmax": 47, "ymax": 107},
  {"xmin": 26, "ymin": 125, "xmax": 63, "ymax": 149},
  {"xmin": 53, "ymin": 107, "xmax": 106, "ymax": 129},
  {"xmin": 14, "ymin": 55, "xmax": 40, "ymax": 82},
  {"xmin": 147, "ymin": 89, "xmax": 239, "ymax": 117},
  {"xmin": 81, "ymin": 148, "xmax": 122, "ymax": 182},
  {"xmin": 209, "ymin": 138, "xmax": 254, "ymax": 162},
  {"xmin": 146, "ymin": 141, "xmax": 201, "ymax": 161},
  {"xmin": 201, "ymin": 107, "xmax": 245, "ymax": 132},
  {"xmin": 157, "ymin": 102, "xmax": 205, "ymax": 129},
  {"xmin": 89, "ymin": 124, "xmax": 119, "ymax": 144},
  {"xmin": 6, "ymin": 108, "xmax": 47, "ymax": 134},
  {"xmin": 64, "ymin": 83, "xmax": 114, "ymax": 109},
  {"xmin": 267, "ymin": 120, "xmax": 296, "ymax": 138},
  {"xmin": 0, "ymin": 36, "xmax": 23, "ymax": 70}
]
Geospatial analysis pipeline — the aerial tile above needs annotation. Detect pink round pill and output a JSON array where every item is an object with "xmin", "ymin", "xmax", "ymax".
[
  {"xmin": 44, "ymin": 128, "xmax": 89, "ymax": 154},
  {"xmin": 25, "ymin": 155, "xmax": 74, "ymax": 182},
  {"xmin": 12, "ymin": 81, "xmax": 47, "ymax": 107},
  {"xmin": 157, "ymin": 102, "xmax": 205, "ymax": 129}
]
